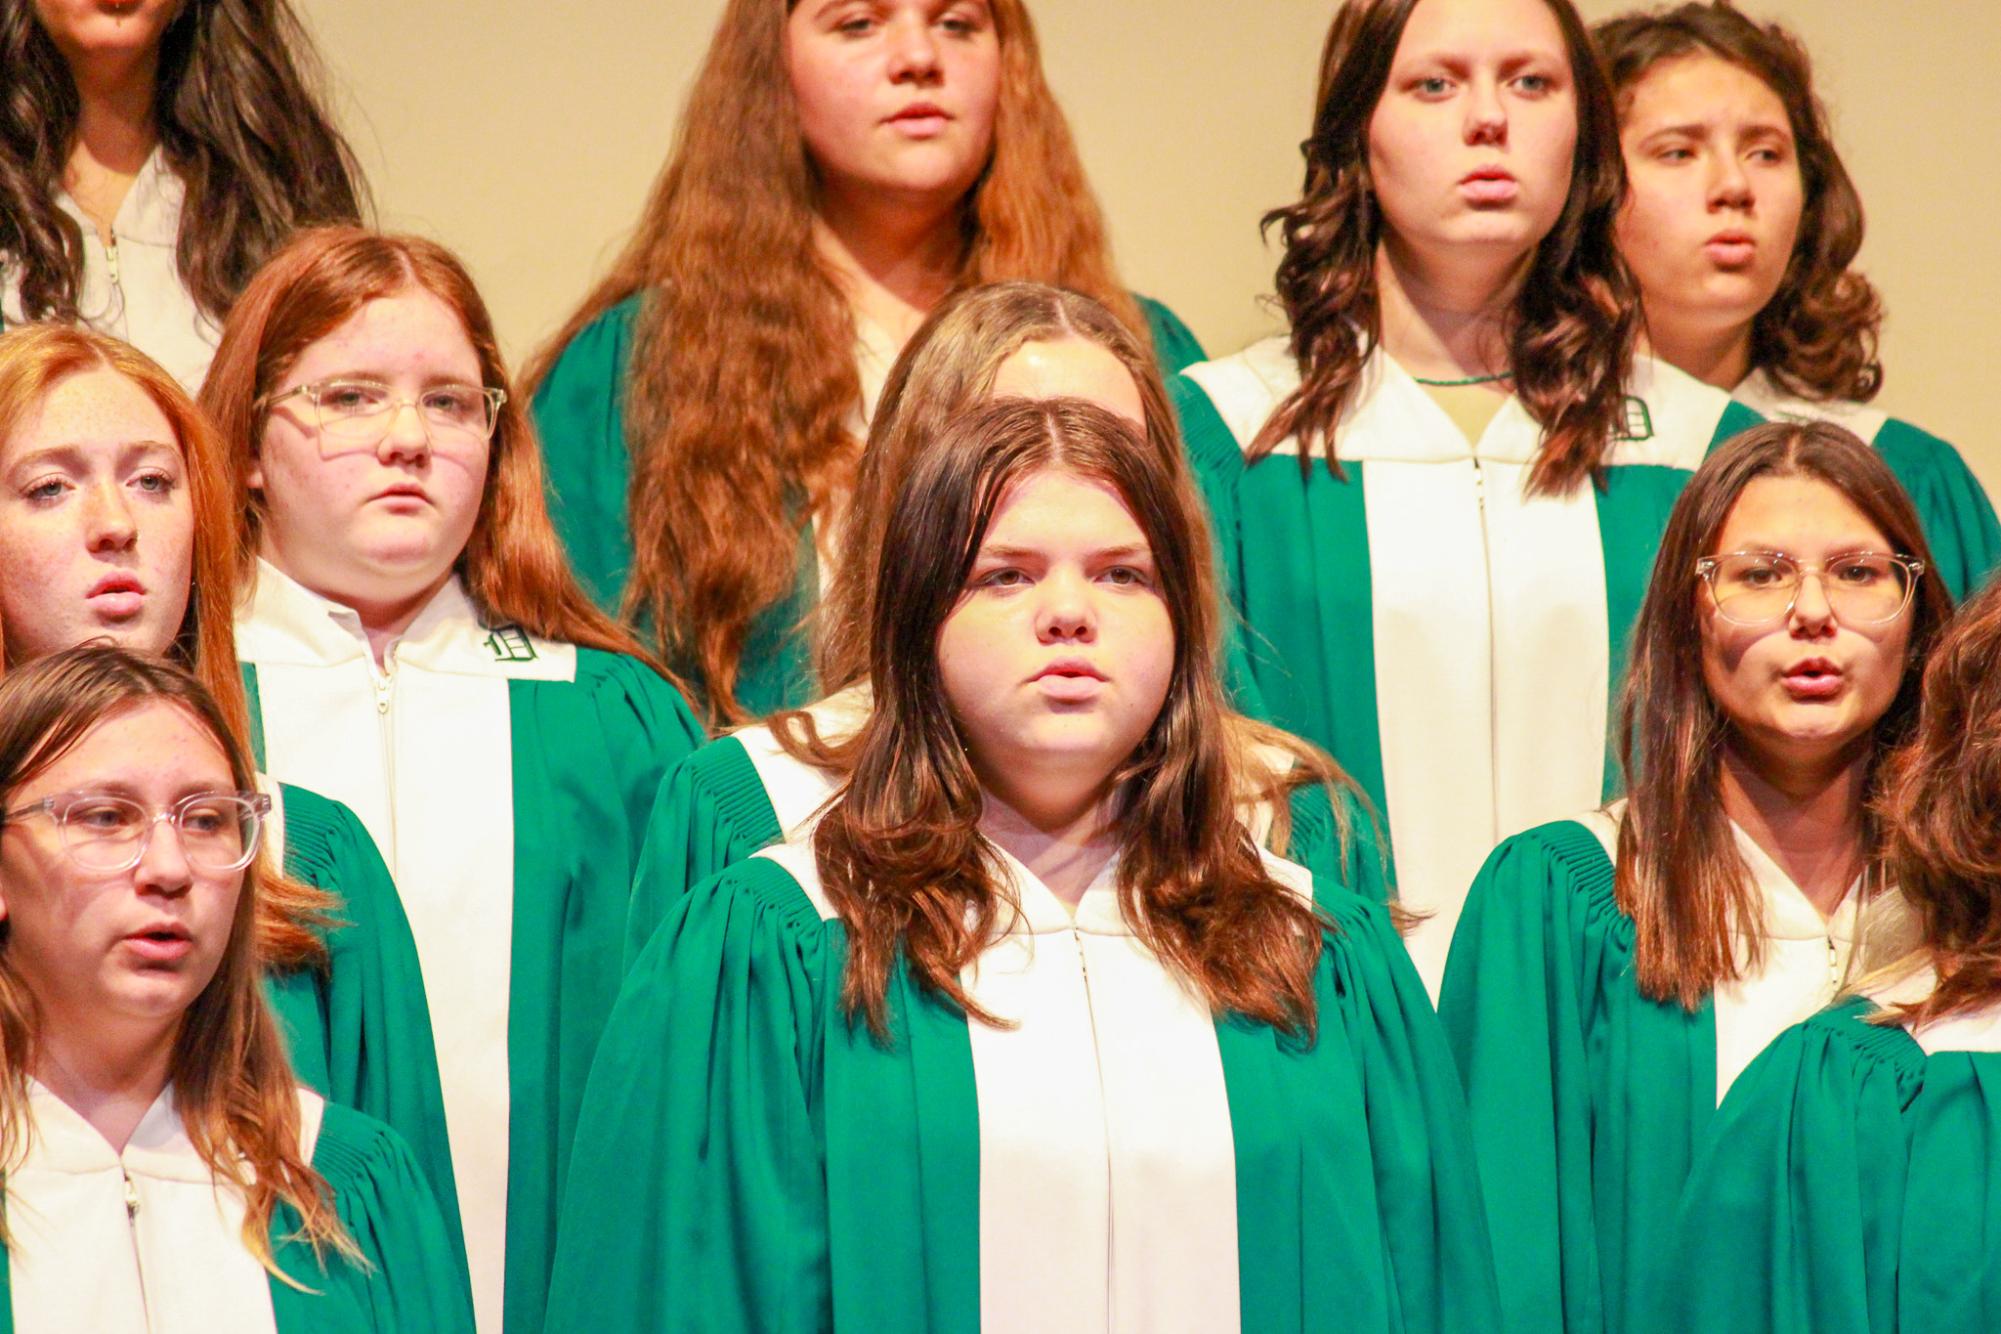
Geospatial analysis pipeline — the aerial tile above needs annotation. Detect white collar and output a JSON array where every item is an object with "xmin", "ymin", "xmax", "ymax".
[
  {"xmin": 1732, "ymin": 368, "xmax": 1889, "ymax": 440},
  {"xmin": 1729, "ymin": 822, "xmax": 1867, "ymax": 944},
  {"xmin": 986, "ymin": 843, "xmax": 1131, "ymax": 938},
  {"xmin": 236, "ymin": 557, "xmax": 576, "ymax": 681},
  {"xmin": 54, "ymin": 146, "xmax": 182, "ymax": 247},
  {"xmin": 23, "ymin": 1080, "xmax": 212, "ymax": 1184}
]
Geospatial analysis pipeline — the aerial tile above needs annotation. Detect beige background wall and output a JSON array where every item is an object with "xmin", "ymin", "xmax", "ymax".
[{"xmin": 297, "ymin": 1, "xmax": 1999, "ymax": 502}]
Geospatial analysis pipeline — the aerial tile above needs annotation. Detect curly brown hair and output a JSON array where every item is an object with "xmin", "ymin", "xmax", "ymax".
[
  {"xmin": 1257, "ymin": 0, "xmax": 1637, "ymax": 495},
  {"xmin": 1596, "ymin": 2, "xmax": 1882, "ymax": 404}
]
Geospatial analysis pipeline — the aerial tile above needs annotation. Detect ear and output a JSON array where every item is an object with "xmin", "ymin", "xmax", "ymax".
[{"xmin": 245, "ymin": 447, "xmax": 264, "ymax": 493}]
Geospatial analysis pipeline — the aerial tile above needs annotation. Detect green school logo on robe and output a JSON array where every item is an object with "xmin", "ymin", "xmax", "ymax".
[
  {"xmin": 1617, "ymin": 396, "xmax": 1654, "ymax": 443},
  {"xmin": 484, "ymin": 625, "xmax": 539, "ymax": 663}
]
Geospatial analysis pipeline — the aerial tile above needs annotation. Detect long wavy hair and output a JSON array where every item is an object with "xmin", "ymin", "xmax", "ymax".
[
  {"xmin": 0, "ymin": 323, "xmax": 329, "ymax": 971},
  {"xmin": 0, "ymin": 646, "xmax": 357, "ymax": 1275},
  {"xmin": 1258, "ymin": 0, "xmax": 1637, "ymax": 493},
  {"xmin": 202, "ymin": 227, "xmax": 666, "ymax": 673},
  {"xmin": 0, "ymin": 0, "xmax": 366, "ymax": 325},
  {"xmin": 1597, "ymin": 2, "xmax": 1881, "ymax": 404},
  {"xmin": 814, "ymin": 398, "xmax": 1331, "ymax": 1040},
  {"xmin": 1615, "ymin": 421, "xmax": 1952, "ymax": 1008},
  {"xmin": 521, "ymin": 0, "xmax": 1148, "ymax": 725},
  {"xmin": 1874, "ymin": 578, "xmax": 2001, "ymax": 1026}
]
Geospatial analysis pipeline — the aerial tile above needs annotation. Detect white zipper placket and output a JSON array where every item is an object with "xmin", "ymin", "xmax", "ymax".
[
  {"xmin": 122, "ymin": 1166, "xmax": 153, "ymax": 1332},
  {"xmin": 1471, "ymin": 456, "xmax": 1503, "ymax": 833},
  {"xmin": 1069, "ymin": 923, "xmax": 1117, "ymax": 1325},
  {"xmin": 366, "ymin": 645, "xmax": 400, "ymax": 859}
]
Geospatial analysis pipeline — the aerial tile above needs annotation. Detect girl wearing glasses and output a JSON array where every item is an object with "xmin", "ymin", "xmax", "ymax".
[
  {"xmin": 0, "ymin": 322, "xmax": 457, "ymax": 1243},
  {"xmin": 525, "ymin": 0, "xmax": 1205, "ymax": 727},
  {"xmin": 0, "ymin": 0, "xmax": 366, "ymax": 390},
  {"xmin": 1439, "ymin": 420, "xmax": 1953, "ymax": 1332},
  {"xmin": 629, "ymin": 282, "xmax": 1386, "ymax": 959},
  {"xmin": 547, "ymin": 397, "xmax": 1498, "ymax": 1333},
  {"xmin": 1665, "ymin": 575, "xmax": 2001, "ymax": 1332},
  {"xmin": 1596, "ymin": 4, "xmax": 2001, "ymax": 600},
  {"xmin": 1171, "ymin": 0, "xmax": 1761, "ymax": 995},
  {"xmin": 203, "ymin": 225, "xmax": 703, "ymax": 1333},
  {"xmin": 0, "ymin": 646, "xmax": 471, "ymax": 1332}
]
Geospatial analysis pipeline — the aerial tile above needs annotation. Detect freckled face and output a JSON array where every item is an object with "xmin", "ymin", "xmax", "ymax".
[{"xmin": 0, "ymin": 367, "xmax": 193, "ymax": 665}]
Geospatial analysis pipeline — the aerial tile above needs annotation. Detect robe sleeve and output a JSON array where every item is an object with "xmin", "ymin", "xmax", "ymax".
[
  {"xmin": 1321, "ymin": 886, "xmax": 1503, "ymax": 1333},
  {"xmin": 579, "ymin": 649, "xmax": 706, "ymax": 813},
  {"xmin": 624, "ymin": 735, "xmax": 783, "ymax": 967},
  {"xmin": 1873, "ymin": 417, "xmax": 2001, "ymax": 600},
  {"xmin": 274, "ymin": 1103, "xmax": 477, "ymax": 1333},
  {"xmin": 263, "ymin": 783, "xmax": 461, "ymax": 1262},
  {"xmin": 1280, "ymin": 780, "xmax": 1394, "ymax": 906},
  {"xmin": 529, "ymin": 295, "xmax": 643, "ymax": 613},
  {"xmin": 1436, "ymin": 820, "xmax": 1621, "ymax": 1333},
  {"xmin": 1136, "ymin": 295, "xmax": 1207, "ymax": 374},
  {"xmin": 545, "ymin": 858, "xmax": 833, "ymax": 1333},
  {"xmin": 1663, "ymin": 1002, "xmax": 1922, "ymax": 1334}
]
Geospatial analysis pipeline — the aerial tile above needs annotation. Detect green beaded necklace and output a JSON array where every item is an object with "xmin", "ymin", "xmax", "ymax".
[{"xmin": 1411, "ymin": 370, "xmax": 1514, "ymax": 387}]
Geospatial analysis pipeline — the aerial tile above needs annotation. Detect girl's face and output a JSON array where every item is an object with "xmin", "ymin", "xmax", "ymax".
[
  {"xmin": 1698, "ymin": 474, "xmax": 1915, "ymax": 774},
  {"xmin": 1367, "ymin": 0, "xmax": 1579, "ymax": 268},
  {"xmin": 1616, "ymin": 53, "xmax": 1805, "ymax": 366},
  {"xmin": 0, "ymin": 367, "xmax": 193, "ymax": 665},
  {"xmin": 0, "ymin": 700, "xmax": 243, "ymax": 1043},
  {"xmin": 987, "ymin": 336, "xmax": 1145, "ymax": 424},
  {"xmin": 250, "ymin": 287, "xmax": 490, "ymax": 625},
  {"xmin": 786, "ymin": 0, "xmax": 1001, "ymax": 217},
  {"xmin": 938, "ymin": 468, "xmax": 1174, "ymax": 813},
  {"xmin": 31, "ymin": 0, "xmax": 181, "ymax": 68}
]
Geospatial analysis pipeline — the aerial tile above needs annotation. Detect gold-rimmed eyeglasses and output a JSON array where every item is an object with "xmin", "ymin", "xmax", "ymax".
[
  {"xmin": 260, "ymin": 377, "xmax": 506, "ymax": 450},
  {"xmin": 1694, "ymin": 550, "xmax": 1926, "ymax": 627}
]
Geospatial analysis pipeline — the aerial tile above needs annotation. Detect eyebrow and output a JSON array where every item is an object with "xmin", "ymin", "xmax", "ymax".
[
  {"xmin": 5, "ymin": 440, "xmax": 182, "ymax": 472},
  {"xmin": 974, "ymin": 542, "xmax": 1154, "ymax": 561}
]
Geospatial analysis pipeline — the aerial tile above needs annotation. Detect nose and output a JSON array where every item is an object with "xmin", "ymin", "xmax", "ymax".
[
  {"xmin": 376, "ymin": 400, "xmax": 432, "ymax": 466},
  {"xmin": 886, "ymin": 11, "xmax": 942, "ymax": 84},
  {"xmin": 83, "ymin": 479, "xmax": 138, "ymax": 553},
  {"xmin": 133, "ymin": 815, "xmax": 194, "ymax": 898},
  {"xmin": 1787, "ymin": 569, "xmax": 1837, "ymax": 636},
  {"xmin": 1035, "ymin": 569, "xmax": 1098, "ymax": 644},
  {"xmin": 1708, "ymin": 152, "xmax": 1753, "ymax": 211},
  {"xmin": 1464, "ymin": 76, "xmax": 1507, "ymax": 146}
]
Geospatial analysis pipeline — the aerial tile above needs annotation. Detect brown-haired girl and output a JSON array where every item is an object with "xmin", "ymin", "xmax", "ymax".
[
  {"xmin": 0, "ymin": 0, "xmax": 367, "ymax": 388},
  {"xmin": 201, "ymin": 226, "xmax": 704, "ymax": 1331},
  {"xmin": 1440, "ymin": 420, "xmax": 1952, "ymax": 1331},
  {"xmin": 0, "ymin": 322, "xmax": 457, "ymax": 1250},
  {"xmin": 525, "ymin": 0, "xmax": 1206, "ymax": 727},
  {"xmin": 1174, "ymin": 0, "xmax": 1762, "ymax": 994},
  {"xmin": 1665, "ymin": 575, "xmax": 2001, "ymax": 1331},
  {"xmin": 1598, "ymin": 1, "xmax": 2000, "ymax": 598},
  {"xmin": 547, "ymin": 398, "xmax": 1497, "ymax": 1332},
  {"xmin": 628, "ymin": 281, "xmax": 1386, "ymax": 959},
  {"xmin": 0, "ymin": 645, "xmax": 470, "ymax": 1331}
]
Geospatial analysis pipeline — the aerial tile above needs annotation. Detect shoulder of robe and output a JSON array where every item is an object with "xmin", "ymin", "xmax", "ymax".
[
  {"xmin": 1485, "ymin": 817, "xmax": 1628, "ymax": 935},
  {"xmin": 571, "ymin": 646, "xmax": 704, "ymax": 746},
  {"xmin": 1176, "ymin": 337, "xmax": 1299, "ymax": 459},
  {"xmin": 1799, "ymin": 995, "xmax": 1928, "ymax": 1106},
  {"xmin": 271, "ymin": 781, "xmax": 374, "ymax": 886},
  {"xmin": 542, "ymin": 290, "xmax": 644, "ymax": 382},
  {"xmin": 308, "ymin": 1099, "xmax": 431, "ymax": 1194},
  {"xmin": 1132, "ymin": 294, "xmax": 1207, "ymax": 373},
  {"xmin": 1613, "ymin": 355, "xmax": 1763, "ymax": 469}
]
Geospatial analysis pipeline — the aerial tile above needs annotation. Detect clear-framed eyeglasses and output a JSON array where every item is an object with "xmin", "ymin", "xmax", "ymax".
[
  {"xmin": 1694, "ymin": 550, "xmax": 1926, "ymax": 627},
  {"xmin": 0, "ymin": 791, "xmax": 273, "ymax": 874},
  {"xmin": 260, "ymin": 377, "xmax": 506, "ymax": 451}
]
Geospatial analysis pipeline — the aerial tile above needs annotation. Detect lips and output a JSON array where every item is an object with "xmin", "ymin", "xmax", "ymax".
[
  {"xmin": 1705, "ymin": 231, "xmax": 1756, "ymax": 268},
  {"xmin": 1459, "ymin": 166, "xmax": 1518, "ymax": 205},
  {"xmin": 123, "ymin": 922, "xmax": 193, "ymax": 964},
  {"xmin": 87, "ymin": 572, "xmax": 146, "ymax": 619},
  {"xmin": 371, "ymin": 482, "xmax": 431, "ymax": 506},
  {"xmin": 887, "ymin": 102, "xmax": 950, "ymax": 136},
  {"xmin": 1781, "ymin": 657, "xmax": 1844, "ymax": 700},
  {"xmin": 1032, "ymin": 659, "xmax": 1108, "ymax": 702}
]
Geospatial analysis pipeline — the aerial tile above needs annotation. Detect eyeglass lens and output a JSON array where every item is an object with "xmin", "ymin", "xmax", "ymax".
[
  {"xmin": 1708, "ymin": 553, "xmax": 1914, "ymax": 624},
  {"xmin": 57, "ymin": 795, "xmax": 262, "ymax": 873},
  {"xmin": 312, "ymin": 379, "xmax": 498, "ymax": 444}
]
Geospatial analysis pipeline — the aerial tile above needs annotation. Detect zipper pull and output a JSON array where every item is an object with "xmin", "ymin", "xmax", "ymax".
[
  {"xmin": 123, "ymin": 1167, "xmax": 139, "ymax": 1220},
  {"xmin": 1828, "ymin": 932, "xmax": 1841, "ymax": 986},
  {"xmin": 374, "ymin": 675, "xmax": 392, "ymax": 715},
  {"xmin": 104, "ymin": 237, "xmax": 121, "ymax": 288},
  {"xmin": 1473, "ymin": 461, "xmax": 1486, "ymax": 510}
]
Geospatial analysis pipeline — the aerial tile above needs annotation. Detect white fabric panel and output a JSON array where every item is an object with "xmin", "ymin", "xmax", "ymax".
[
  {"xmin": 1734, "ymin": 370, "xmax": 1890, "ymax": 446},
  {"xmin": 238, "ymin": 560, "xmax": 572, "ymax": 1333},
  {"xmin": 6, "ymin": 1084, "xmax": 329, "ymax": 1334},
  {"xmin": 1912, "ymin": 999, "xmax": 2001, "ymax": 1055},
  {"xmin": 0, "ymin": 148, "xmax": 219, "ymax": 391},
  {"xmin": 733, "ymin": 685, "xmax": 871, "ymax": 837}
]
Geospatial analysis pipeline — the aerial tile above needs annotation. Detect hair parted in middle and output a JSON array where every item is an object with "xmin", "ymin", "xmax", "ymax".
[
  {"xmin": 1259, "ymin": 0, "xmax": 1638, "ymax": 494},
  {"xmin": 812, "ymin": 397, "xmax": 1333, "ymax": 1042},
  {"xmin": 201, "ymin": 225, "xmax": 670, "ymax": 677},
  {"xmin": 0, "ymin": 322, "xmax": 331, "ymax": 973},
  {"xmin": 1595, "ymin": 2, "xmax": 1882, "ymax": 405},
  {"xmin": 1873, "ymin": 576, "xmax": 2001, "ymax": 1029},
  {"xmin": 521, "ymin": 0, "xmax": 1149, "ymax": 726},
  {"xmin": 1615, "ymin": 419, "xmax": 1953, "ymax": 1008},
  {"xmin": 0, "ymin": 645, "xmax": 358, "ymax": 1277}
]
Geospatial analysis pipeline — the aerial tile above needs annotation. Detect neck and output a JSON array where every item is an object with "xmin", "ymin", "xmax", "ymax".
[
  {"xmin": 353, "ymin": 579, "xmax": 451, "ymax": 668},
  {"xmin": 813, "ymin": 189, "xmax": 963, "ymax": 350},
  {"xmin": 1640, "ymin": 308, "xmax": 1755, "ymax": 392},
  {"xmin": 34, "ymin": 1018, "xmax": 177, "ymax": 1153},
  {"xmin": 976, "ymin": 782, "xmax": 1120, "ymax": 908},
  {"xmin": 67, "ymin": 49, "xmax": 160, "ymax": 179},
  {"xmin": 1719, "ymin": 734, "xmax": 1872, "ymax": 918},
  {"xmin": 1374, "ymin": 236, "xmax": 1529, "ymax": 381}
]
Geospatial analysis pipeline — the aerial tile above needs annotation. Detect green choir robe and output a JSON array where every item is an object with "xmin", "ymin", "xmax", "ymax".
[
  {"xmin": 623, "ymin": 684, "xmax": 1394, "ymax": 964},
  {"xmin": 1173, "ymin": 340, "xmax": 1762, "ymax": 991},
  {"xmin": 259, "ymin": 779, "xmax": 461, "ymax": 1263},
  {"xmin": 0, "ymin": 1085, "xmax": 473, "ymax": 1333},
  {"xmin": 529, "ymin": 291, "xmax": 1207, "ymax": 717},
  {"xmin": 546, "ymin": 842, "xmax": 1498, "ymax": 1332},
  {"xmin": 1735, "ymin": 370, "xmax": 2001, "ymax": 599},
  {"xmin": 1438, "ymin": 813, "xmax": 1911, "ymax": 1333},
  {"xmin": 236, "ymin": 561, "xmax": 703, "ymax": 1332},
  {"xmin": 1664, "ymin": 986, "xmax": 2001, "ymax": 1333}
]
